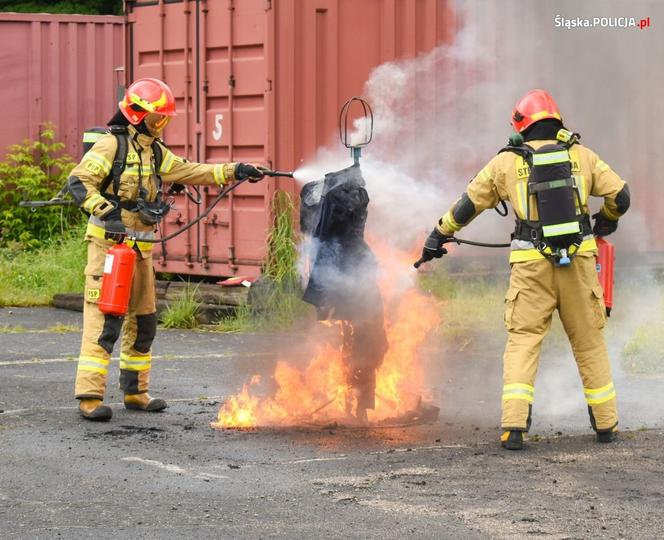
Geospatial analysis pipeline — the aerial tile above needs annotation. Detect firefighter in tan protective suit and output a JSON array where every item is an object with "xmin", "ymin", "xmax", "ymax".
[
  {"xmin": 419, "ymin": 89, "xmax": 630, "ymax": 450},
  {"xmin": 68, "ymin": 78, "xmax": 264, "ymax": 421}
]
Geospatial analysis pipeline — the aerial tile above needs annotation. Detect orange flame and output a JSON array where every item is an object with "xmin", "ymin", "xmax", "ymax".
[{"xmin": 213, "ymin": 240, "xmax": 441, "ymax": 428}]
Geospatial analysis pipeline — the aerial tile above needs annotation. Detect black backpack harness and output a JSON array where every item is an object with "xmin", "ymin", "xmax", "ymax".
[
  {"xmin": 83, "ymin": 125, "xmax": 172, "ymax": 225},
  {"xmin": 499, "ymin": 129, "xmax": 590, "ymax": 266}
]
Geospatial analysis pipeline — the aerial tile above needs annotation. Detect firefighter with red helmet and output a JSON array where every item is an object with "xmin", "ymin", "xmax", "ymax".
[
  {"xmin": 68, "ymin": 78, "xmax": 264, "ymax": 420},
  {"xmin": 420, "ymin": 89, "xmax": 631, "ymax": 449}
]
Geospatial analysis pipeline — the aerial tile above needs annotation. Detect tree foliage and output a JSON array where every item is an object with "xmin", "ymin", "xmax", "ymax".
[{"xmin": 0, "ymin": 0, "xmax": 122, "ymax": 15}]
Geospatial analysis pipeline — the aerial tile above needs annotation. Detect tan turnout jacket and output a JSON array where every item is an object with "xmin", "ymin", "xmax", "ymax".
[
  {"xmin": 69, "ymin": 124, "xmax": 237, "ymax": 238},
  {"xmin": 437, "ymin": 140, "xmax": 627, "ymax": 263}
]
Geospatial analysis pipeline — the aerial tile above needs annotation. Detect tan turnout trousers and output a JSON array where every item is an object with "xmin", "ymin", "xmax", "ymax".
[
  {"xmin": 502, "ymin": 252, "xmax": 617, "ymax": 432},
  {"xmin": 74, "ymin": 236, "xmax": 157, "ymax": 399}
]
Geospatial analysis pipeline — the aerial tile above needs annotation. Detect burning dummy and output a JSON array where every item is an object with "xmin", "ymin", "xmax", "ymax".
[{"xmin": 300, "ymin": 164, "xmax": 388, "ymax": 422}]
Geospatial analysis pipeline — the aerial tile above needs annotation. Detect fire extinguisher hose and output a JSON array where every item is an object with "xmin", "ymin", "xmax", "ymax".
[
  {"xmin": 413, "ymin": 237, "xmax": 511, "ymax": 268},
  {"xmin": 136, "ymin": 177, "xmax": 249, "ymax": 244},
  {"xmin": 447, "ymin": 238, "xmax": 511, "ymax": 249}
]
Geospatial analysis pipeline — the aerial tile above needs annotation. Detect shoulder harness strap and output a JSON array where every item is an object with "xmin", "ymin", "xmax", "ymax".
[
  {"xmin": 150, "ymin": 140, "xmax": 165, "ymax": 205},
  {"xmin": 498, "ymin": 142, "xmax": 535, "ymax": 165},
  {"xmin": 100, "ymin": 125, "xmax": 129, "ymax": 198},
  {"xmin": 495, "ymin": 142, "xmax": 534, "ymax": 218},
  {"xmin": 151, "ymin": 140, "xmax": 164, "ymax": 186}
]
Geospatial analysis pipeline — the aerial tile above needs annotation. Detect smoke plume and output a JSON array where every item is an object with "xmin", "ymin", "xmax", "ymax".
[{"xmin": 292, "ymin": 0, "xmax": 664, "ymax": 432}]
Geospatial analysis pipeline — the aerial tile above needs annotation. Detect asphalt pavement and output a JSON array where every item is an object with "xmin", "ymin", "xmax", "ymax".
[{"xmin": 1, "ymin": 307, "xmax": 663, "ymax": 539}]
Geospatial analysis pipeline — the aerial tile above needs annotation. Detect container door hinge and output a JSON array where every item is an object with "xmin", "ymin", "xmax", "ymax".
[
  {"xmin": 266, "ymin": 79, "xmax": 272, "ymax": 92},
  {"xmin": 228, "ymin": 75, "xmax": 236, "ymax": 88},
  {"xmin": 265, "ymin": 0, "xmax": 272, "ymax": 11}
]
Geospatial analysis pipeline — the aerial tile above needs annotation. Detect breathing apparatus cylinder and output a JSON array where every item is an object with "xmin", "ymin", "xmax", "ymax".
[
  {"xmin": 595, "ymin": 236, "xmax": 615, "ymax": 316},
  {"xmin": 98, "ymin": 243, "xmax": 136, "ymax": 317}
]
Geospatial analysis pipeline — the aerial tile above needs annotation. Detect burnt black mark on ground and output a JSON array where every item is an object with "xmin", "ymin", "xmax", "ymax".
[{"xmin": 84, "ymin": 425, "xmax": 166, "ymax": 439}]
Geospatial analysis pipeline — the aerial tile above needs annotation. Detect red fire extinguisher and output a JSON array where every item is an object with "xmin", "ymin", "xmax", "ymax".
[
  {"xmin": 98, "ymin": 242, "xmax": 136, "ymax": 317},
  {"xmin": 595, "ymin": 236, "xmax": 614, "ymax": 317}
]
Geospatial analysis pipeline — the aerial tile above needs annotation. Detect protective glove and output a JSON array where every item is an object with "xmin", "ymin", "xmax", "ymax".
[
  {"xmin": 234, "ymin": 163, "xmax": 265, "ymax": 183},
  {"xmin": 592, "ymin": 212, "xmax": 618, "ymax": 237},
  {"xmin": 420, "ymin": 228, "xmax": 450, "ymax": 263},
  {"xmin": 102, "ymin": 207, "xmax": 127, "ymax": 243}
]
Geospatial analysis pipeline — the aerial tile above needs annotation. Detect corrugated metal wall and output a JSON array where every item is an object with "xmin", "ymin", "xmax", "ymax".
[
  {"xmin": 126, "ymin": 0, "xmax": 273, "ymax": 275},
  {"xmin": 127, "ymin": 0, "xmax": 664, "ymax": 276},
  {"xmin": 0, "ymin": 13, "xmax": 124, "ymax": 160},
  {"xmin": 273, "ymin": 0, "xmax": 451, "ymax": 171},
  {"xmin": 1, "ymin": 2, "xmax": 657, "ymax": 275},
  {"xmin": 127, "ymin": 0, "xmax": 451, "ymax": 277}
]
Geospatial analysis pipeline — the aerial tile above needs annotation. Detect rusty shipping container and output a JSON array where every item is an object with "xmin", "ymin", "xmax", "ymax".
[
  {"xmin": 127, "ymin": 0, "xmax": 663, "ymax": 276},
  {"xmin": 0, "ymin": 12, "xmax": 124, "ymax": 160},
  {"xmin": 126, "ymin": 0, "xmax": 451, "ymax": 277}
]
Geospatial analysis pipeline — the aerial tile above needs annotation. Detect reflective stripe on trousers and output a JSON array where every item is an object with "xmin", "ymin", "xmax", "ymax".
[
  {"xmin": 502, "ymin": 383, "xmax": 534, "ymax": 403},
  {"xmin": 584, "ymin": 382, "xmax": 616, "ymax": 405},
  {"xmin": 119, "ymin": 353, "xmax": 152, "ymax": 372},
  {"xmin": 77, "ymin": 355, "xmax": 110, "ymax": 375}
]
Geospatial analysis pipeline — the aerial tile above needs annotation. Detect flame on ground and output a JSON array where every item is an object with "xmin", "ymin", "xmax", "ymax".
[{"xmin": 213, "ymin": 244, "xmax": 440, "ymax": 429}]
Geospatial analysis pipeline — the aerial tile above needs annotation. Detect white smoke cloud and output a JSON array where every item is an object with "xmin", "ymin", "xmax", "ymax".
[{"xmin": 292, "ymin": 0, "xmax": 664, "ymax": 431}]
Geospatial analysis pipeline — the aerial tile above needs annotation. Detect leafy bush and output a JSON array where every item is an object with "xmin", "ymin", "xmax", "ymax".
[{"xmin": 0, "ymin": 124, "xmax": 80, "ymax": 249}]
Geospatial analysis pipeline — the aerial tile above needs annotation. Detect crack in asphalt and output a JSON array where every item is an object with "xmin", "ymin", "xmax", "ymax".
[{"xmin": 121, "ymin": 457, "xmax": 230, "ymax": 480}]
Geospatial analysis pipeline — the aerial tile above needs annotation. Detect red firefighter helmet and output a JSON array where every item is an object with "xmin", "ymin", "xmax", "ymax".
[
  {"xmin": 119, "ymin": 78, "xmax": 177, "ymax": 125},
  {"xmin": 511, "ymin": 89, "xmax": 562, "ymax": 133}
]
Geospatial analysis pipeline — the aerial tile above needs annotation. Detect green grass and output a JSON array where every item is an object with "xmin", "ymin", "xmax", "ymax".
[
  {"xmin": 0, "ymin": 224, "xmax": 86, "ymax": 306},
  {"xmin": 421, "ymin": 267, "xmax": 664, "ymax": 373},
  {"xmin": 622, "ymin": 323, "xmax": 664, "ymax": 375},
  {"xmin": 263, "ymin": 191, "xmax": 299, "ymax": 285},
  {"xmin": 0, "ymin": 325, "xmax": 28, "ymax": 333},
  {"xmin": 418, "ymin": 266, "xmax": 507, "ymax": 343},
  {"xmin": 46, "ymin": 323, "xmax": 81, "ymax": 333},
  {"xmin": 0, "ymin": 324, "xmax": 80, "ymax": 333},
  {"xmin": 611, "ymin": 277, "xmax": 664, "ymax": 375},
  {"xmin": 159, "ymin": 283, "xmax": 201, "ymax": 329},
  {"xmin": 215, "ymin": 302, "xmax": 253, "ymax": 332}
]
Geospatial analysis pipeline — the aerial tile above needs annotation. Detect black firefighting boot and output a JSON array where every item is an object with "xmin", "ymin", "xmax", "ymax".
[
  {"xmin": 501, "ymin": 430, "xmax": 524, "ymax": 450},
  {"xmin": 79, "ymin": 398, "xmax": 113, "ymax": 421},
  {"xmin": 124, "ymin": 393, "xmax": 168, "ymax": 412},
  {"xmin": 596, "ymin": 428, "xmax": 617, "ymax": 443}
]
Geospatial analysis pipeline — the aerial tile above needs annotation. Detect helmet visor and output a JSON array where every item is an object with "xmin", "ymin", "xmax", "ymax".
[{"xmin": 144, "ymin": 113, "xmax": 171, "ymax": 137}]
